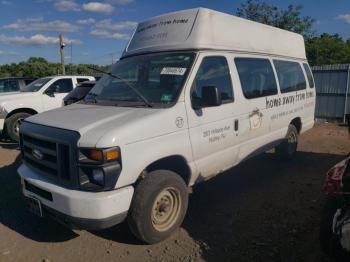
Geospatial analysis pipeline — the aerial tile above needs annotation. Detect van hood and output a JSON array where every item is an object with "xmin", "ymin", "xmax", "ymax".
[{"xmin": 25, "ymin": 103, "xmax": 186, "ymax": 148}]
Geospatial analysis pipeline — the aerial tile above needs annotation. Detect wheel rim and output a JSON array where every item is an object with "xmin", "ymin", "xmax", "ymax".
[
  {"xmin": 151, "ymin": 187, "xmax": 182, "ymax": 232},
  {"xmin": 13, "ymin": 118, "xmax": 24, "ymax": 136},
  {"xmin": 287, "ymin": 132, "xmax": 297, "ymax": 154}
]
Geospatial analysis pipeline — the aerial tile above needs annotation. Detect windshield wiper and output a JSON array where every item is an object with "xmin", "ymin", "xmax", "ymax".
[{"xmin": 88, "ymin": 66, "xmax": 153, "ymax": 108}]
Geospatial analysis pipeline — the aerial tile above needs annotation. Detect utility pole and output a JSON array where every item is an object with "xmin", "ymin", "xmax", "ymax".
[
  {"xmin": 59, "ymin": 34, "xmax": 66, "ymax": 75},
  {"xmin": 70, "ymin": 41, "xmax": 73, "ymax": 64}
]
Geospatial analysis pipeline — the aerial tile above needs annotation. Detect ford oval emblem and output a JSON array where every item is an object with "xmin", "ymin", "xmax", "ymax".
[{"xmin": 32, "ymin": 149, "xmax": 44, "ymax": 160}]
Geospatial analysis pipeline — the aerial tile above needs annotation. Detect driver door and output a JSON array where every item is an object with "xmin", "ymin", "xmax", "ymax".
[
  {"xmin": 186, "ymin": 54, "xmax": 241, "ymax": 179},
  {"xmin": 42, "ymin": 78, "xmax": 74, "ymax": 110}
]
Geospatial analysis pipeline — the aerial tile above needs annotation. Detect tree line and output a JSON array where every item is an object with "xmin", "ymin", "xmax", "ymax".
[
  {"xmin": 1, "ymin": 0, "xmax": 349, "ymax": 78},
  {"xmin": 0, "ymin": 57, "xmax": 110, "ymax": 78},
  {"xmin": 236, "ymin": 0, "xmax": 350, "ymax": 66}
]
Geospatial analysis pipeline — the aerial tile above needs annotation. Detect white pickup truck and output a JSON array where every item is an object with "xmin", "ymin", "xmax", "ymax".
[
  {"xmin": 18, "ymin": 8, "xmax": 315, "ymax": 244},
  {"xmin": 0, "ymin": 75, "xmax": 95, "ymax": 141}
]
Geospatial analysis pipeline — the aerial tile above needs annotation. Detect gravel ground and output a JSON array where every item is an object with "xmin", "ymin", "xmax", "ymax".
[{"xmin": 0, "ymin": 123, "xmax": 349, "ymax": 262}]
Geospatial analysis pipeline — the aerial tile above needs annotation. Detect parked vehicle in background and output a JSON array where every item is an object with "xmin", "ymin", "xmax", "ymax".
[
  {"xmin": 63, "ymin": 80, "xmax": 96, "ymax": 106},
  {"xmin": 18, "ymin": 8, "xmax": 315, "ymax": 244},
  {"xmin": 0, "ymin": 75, "xmax": 95, "ymax": 141},
  {"xmin": 0, "ymin": 77, "xmax": 36, "ymax": 94},
  {"xmin": 320, "ymin": 157, "xmax": 350, "ymax": 261}
]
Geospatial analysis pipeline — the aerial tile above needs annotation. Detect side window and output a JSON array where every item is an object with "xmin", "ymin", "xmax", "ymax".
[
  {"xmin": 273, "ymin": 60, "xmax": 306, "ymax": 93},
  {"xmin": 303, "ymin": 63, "xmax": 315, "ymax": 88},
  {"xmin": 24, "ymin": 79, "xmax": 34, "ymax": 85},
  {"xmin": 77, "ymin": 78, "xmax": 90, "ymax": 83},
  {"xmin": 234, "ymin": 58, "xmax": 277, "ymax": 99},
  {"xmin": 6, "ymin": 79, "xmax": 19, "ymax": 92},
  {"xmin": 48, "ymin": 79, "xmax": 73, "ymax": 93},
  {"xmin": 0, "ymin": 80, "xmax": 5, "ymax": 92},
  {"xmin": 192, "ymin": 56, "xmax": 233, "ymax": 103}
]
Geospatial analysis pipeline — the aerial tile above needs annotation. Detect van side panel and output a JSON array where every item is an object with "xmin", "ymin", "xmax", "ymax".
[{"xmin": 268, "ymin": 59, "xmax": 316, "ymax": 137}]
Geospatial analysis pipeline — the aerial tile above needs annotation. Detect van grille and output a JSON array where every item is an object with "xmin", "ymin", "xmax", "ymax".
[
  {"xmin": 22, "ymin": 134, "xmax": 71, "ymax": 181},
  {"xmin": 19, "ymin": 121, "xmax": 80, "ymax": 188}
]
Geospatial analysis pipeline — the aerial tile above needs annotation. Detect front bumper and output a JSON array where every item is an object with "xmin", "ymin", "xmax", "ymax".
[
  {"xmin": 42, "ymin": 204, "xmax": 128, "ymax": 230},
  {"xmin": 18, "ymin": 164, "xmax": 134, "ymax": 230}
]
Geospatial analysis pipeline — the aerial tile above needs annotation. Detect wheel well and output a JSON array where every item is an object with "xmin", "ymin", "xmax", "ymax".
[
  {"xmin": 290, "ymin": 117, "xmax": 302, "ymax": 133},
  {"xmin": 6, "ymin": 108, "xmax": 38, "ymax": 119},
  {"xmin": 145, "ymin": 155, "xmax": 192, "ymax": 185}
]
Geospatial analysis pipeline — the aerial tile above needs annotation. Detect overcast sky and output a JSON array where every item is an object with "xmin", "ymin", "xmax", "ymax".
[{"xmin": 0, "ymin": 0, "xmax": 349, "ymax": 65}]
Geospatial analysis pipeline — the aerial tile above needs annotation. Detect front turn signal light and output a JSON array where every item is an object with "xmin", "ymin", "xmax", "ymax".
[{"xmin": 106, "ymin": 150, "xmax": 120, "ymax": 161}]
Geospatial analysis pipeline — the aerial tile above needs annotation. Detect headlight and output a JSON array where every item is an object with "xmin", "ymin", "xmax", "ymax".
[
  {"xmin": 79, "ymin": 147, "xmax": 120, "ymax": 163},
  {"xmin": 78, "ymin": 147, "xmax": 122, "ymax": 191}
]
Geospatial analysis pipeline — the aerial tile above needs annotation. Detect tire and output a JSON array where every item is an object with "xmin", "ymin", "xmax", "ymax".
[
  {"xmin": 5, "ymin": 112, "xmax": 31, "ymax": 142},
  {"xmin": 275, "ymin": 124, "xmax": 298, "ymax": 160},
  {"xmin": 127, "ymin": 170, "xmax": 188, "ymax": 244},
  {"xmin": 320, "ymin": 197, "xmax": 348, "ymax": 259}
]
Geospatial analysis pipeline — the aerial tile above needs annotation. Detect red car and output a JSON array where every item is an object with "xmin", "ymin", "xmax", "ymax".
[{"xmin": 321, "ymin": 156, "xmax": 350, "ymax": 260}]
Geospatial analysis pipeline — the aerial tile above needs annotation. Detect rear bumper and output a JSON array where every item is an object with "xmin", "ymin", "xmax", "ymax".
[{"xmin": 18, "ymin": 164, "xmax": 134, "ymax": 229}]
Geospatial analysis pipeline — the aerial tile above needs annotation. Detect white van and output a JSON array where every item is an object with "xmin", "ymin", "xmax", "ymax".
[
  {"xmin": 0, "ymin": 75, "xmax": 95, "ymax": 141},
  {"xmin": 18, "ymin": 8, "xmax": 315, "ymax": 244}
]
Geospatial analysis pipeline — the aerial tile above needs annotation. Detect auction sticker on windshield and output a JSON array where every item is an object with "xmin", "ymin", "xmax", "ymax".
[{"xmin": 161, "ymin": 67, "xmax": 187, "ymax": 75}]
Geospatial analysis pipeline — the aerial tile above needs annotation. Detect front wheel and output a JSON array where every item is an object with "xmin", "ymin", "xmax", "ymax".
[
  {"xmin": 5, "ymin": 112, "xmax": 32, "ymax": 142},
  {"xmin": 127, "ymin": 170, "xmax": 188, "ymax": 244},
  {"xmin": 275, "ymin": 124, "xmax": 298, "ymax": 160}
]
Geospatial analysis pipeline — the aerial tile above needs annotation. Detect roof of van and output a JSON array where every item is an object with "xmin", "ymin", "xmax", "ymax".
[{"xmin": 122, "ymin": 8, "xmax": 306, "ymax": 60}]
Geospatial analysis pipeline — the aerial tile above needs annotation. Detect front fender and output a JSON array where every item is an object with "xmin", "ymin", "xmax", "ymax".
[{"xmin": 115, "ymin": 129, "xmax": 196, "ymax": 188}]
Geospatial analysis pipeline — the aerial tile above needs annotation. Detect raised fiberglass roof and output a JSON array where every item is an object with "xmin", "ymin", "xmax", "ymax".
[{"xmin": 122, "ymin": 8, "xmax": 306, "ymax": 60}]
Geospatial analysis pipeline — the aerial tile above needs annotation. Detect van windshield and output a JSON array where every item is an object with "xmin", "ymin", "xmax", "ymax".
[
  {"xmin": 21, "ymin": 77, "xmax": 52, "ymax": 92},
  {"xmin": 84, "ymin": 52, "xmax": 195, "ymax": 107}
]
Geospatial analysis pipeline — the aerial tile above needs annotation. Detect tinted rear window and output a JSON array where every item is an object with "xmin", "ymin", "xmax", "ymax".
[
  {"xmin": 273, "ymin": 60, "xmax": 306, "ymax": 93},
  {"xmin": 235, "ymin": 58, "xmax": 278, "ymax": 99},
  {"xmin": 77, "ymin": 78, "xmax": 90, "ymax": 83},
  {"xmin": 303, "ymin": 63, "xmax": 315, "ymax": 88}
]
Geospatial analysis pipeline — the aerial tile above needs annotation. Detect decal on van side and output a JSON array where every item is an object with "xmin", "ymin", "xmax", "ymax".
[
  {"xmin": 203, "ymin": 125, "xmax": 231, "ymax": 143},
  {"xmin": 266, "ymin": 91, "xmax": 314, "ymax": 109},
  {"xmin": 271, "ymin": 106, "xmax": 304, "ymax": 121},
  {"xmin": 249, "ymin": 113, "xmax": 262, "ymax": 130},
  {"xmin": 175, "ymin": 117, "xmax": 184, "ymax": 128}
]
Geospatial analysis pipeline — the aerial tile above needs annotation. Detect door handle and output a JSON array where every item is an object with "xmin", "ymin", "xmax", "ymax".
[{"xmin": 234, "ymin": 119, "xmax": 239, "ymax": 131}]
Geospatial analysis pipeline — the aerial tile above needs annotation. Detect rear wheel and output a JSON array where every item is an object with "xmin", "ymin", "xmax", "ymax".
[
  {"xmin": 275, "ymin": 124, "xmax": 298, "ymax": 160},
  {"xmin": 5, "ymin": 112, "xmax": 31, "ymax": 142},
  {"xmin": 127, "ymin": 170, "xmax": 188, "ymax": 244}
]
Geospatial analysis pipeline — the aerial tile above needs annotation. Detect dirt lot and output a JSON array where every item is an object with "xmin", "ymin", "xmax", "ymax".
[{"xmin": 0, "ymin": 123, "xmax": 349, "ymax": 262}]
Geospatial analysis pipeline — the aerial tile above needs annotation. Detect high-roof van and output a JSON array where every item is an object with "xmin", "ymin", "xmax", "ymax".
[{"xmin": 18, "ymin": 8, "xmax": 315, "ymax": 243}]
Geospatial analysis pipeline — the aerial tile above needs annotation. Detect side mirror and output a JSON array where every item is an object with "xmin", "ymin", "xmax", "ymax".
[
  {"xmin": 45, "ymin": 89, "xmax": 55, "ymax": 97},
  {"xmin": 192, "ymin": 85, "xmax": 222, "ymax": 109}
]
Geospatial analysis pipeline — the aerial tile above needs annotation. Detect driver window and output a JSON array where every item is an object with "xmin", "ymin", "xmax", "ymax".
[
  {"xmin": 47, "ymin": 79, "xmax": 73, "ymax": 93},
  {"xmin": 192, "ymin": 56, "xmax": 234, "ymax": 104}
]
